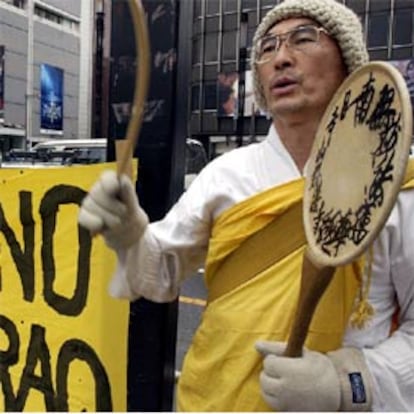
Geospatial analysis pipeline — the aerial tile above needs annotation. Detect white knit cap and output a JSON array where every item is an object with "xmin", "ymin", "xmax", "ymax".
[{"xmin": 252, "ymin": 0, "xmax": 369, "ymax": 112}]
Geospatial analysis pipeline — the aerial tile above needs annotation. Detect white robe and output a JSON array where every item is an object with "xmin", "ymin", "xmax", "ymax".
[{"xmin": 110, "ymin": 125, "xmax": 414, "ymax": 411}]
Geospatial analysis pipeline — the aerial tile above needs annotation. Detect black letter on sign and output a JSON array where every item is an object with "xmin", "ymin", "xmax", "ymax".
[
  {"xmin": 55, "ymin": 339, "xmax": 112, "ymax": 411},
  {"xmin": 14, "ymin": 324, "xmax": 55, "ymax": 411},
  {"xmin": 0, "ymin": 191, "xmax": 35, "ymax": 301},
  {"xmin": 39, "ymin": 185, "xmax": 91, "ymax": 316},
  {"xmin": 0, "ymin": 315, "xmax": 19, "ymax": 410}
]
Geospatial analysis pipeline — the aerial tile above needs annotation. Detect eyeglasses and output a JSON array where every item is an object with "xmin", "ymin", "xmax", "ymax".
[{"xmin": 255, "ymin": 25, "xmax": 329, "ymax": 65}]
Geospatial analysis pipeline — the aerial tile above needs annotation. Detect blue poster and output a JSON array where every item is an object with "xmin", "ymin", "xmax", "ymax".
[{"xmin": 40, "ymin": 63, "xmax": 64, "ymax": 134}]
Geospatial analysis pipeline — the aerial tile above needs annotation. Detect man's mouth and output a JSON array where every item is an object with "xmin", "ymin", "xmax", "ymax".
[{"xmin": 270, "ymin": 77, "xmax": 298, "ymax": 95}]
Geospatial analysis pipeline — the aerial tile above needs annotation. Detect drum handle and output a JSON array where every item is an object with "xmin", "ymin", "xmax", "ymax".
[{"xmin": 284, "ymin": 247, "xmax": 335, "ymax": 357}]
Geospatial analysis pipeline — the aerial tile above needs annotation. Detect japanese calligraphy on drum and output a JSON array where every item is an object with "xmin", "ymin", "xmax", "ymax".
[{"xmin": 304, "ymin": 62, "xmax": 412, "ymax": 267}]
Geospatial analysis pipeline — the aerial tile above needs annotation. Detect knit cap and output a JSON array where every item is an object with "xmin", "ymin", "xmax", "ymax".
[{"xmin": 252, "ymin": 0, "xmax": 369, "ymax": 112}]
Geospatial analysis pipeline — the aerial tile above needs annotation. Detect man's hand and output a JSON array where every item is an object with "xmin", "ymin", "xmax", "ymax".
[
  {"xmin": 255, "ymin": 341, "xmax": 372, "ymax": 412},
  {"xmin": 78, "ymin": 170, "xmax": 149, "ymax": 250}
]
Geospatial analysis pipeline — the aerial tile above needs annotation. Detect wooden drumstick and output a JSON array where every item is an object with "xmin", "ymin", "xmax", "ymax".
[
  {"xmin": 89, "ymin": 0, "xmax": 150, "ymax": 238},
  {"xmin": 116, "ymin": 0, "xmax": 151, "ymax": 179},
  {"xmin": 284, "ymin": 249, "xmax": 335, "ymax": 357}
]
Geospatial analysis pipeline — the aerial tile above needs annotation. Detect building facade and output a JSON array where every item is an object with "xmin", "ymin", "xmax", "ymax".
[
  {"xmin": 189, "ymin": 0, "xmax": 414, "ymax": 158},
  {"xmin": 0, "ymin": 0, "xmax": 94, "ymax": 151}
]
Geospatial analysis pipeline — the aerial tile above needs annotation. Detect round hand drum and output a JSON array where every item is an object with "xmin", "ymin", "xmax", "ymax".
[
  {"xmin": 305, "ymin": 61, "xmax": 412, "ymax": 267},
  {"xmin": 285, "ymin": 61, "xmax": 413, "ymax": 357}
]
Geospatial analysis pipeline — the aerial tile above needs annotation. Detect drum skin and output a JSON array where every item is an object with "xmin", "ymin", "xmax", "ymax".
[{"xmin": 304, "ymin": 61, "xmax": 413, "ymax": 267}]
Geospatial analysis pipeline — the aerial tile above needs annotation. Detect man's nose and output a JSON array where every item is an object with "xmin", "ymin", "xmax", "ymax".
[{"xmin": 271, "ymin": 41, "xmax": 294, "ymax": 69}]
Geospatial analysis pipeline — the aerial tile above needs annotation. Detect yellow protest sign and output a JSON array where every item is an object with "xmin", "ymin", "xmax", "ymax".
[{"xmin": 0, "ymin": 162, "xmax": 129, "ymax": 411}]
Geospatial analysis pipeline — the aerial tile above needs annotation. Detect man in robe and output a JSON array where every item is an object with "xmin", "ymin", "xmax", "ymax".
[{"xmin": 79, "ymin": 0, "xmax": 414, "ymax": 410}]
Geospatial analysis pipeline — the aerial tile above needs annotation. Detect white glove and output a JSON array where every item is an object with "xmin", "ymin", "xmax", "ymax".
[
  {"xmin": 78, "ymin": 170, "xmax": 149, "ymax": 250},
  {"xmin": 255, "ymin": 341, "xmax": 372, "ymax": 412}
]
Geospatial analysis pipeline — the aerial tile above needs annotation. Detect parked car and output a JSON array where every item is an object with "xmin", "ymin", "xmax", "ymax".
[{"xmin": 1, "ymin": 139, "xmax": 107, "ymax": 168}]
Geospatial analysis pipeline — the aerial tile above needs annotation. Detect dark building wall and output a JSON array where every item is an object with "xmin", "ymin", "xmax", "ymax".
[
  {"xmin": 106, "ymin": 0, "xmax": 189, "ymax": 410},
  {"xmin": 190, "ymin": 0, "xmax": 414, "ymax": 144}
]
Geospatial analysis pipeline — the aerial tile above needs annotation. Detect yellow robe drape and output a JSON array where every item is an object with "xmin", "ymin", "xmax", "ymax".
[{"xmin": 177, "ymin": 160, "xmax": 414, "ymax": 412}]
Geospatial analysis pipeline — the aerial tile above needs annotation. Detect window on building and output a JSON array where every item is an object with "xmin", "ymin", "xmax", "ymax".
[
  {"xmin": 391, "ymin": 47, "xmax": 413, "ymax": 60},
  {"xmin": 369, "ymin": 0, "xmax": 390, "ymax": 12},
  {"xmin": 261, "ymin": 0, "xmax": 280, "ymax": 7},
  {"xmin": 393, "ymin": 9, "xmax": 413, "ymax": 46},
  {"xmin": 395, "ymin": 0, "xmax": 414, "ymax": 13},
  {"xmin": 206, "ymin": 15, "xmax": 219, "ymax": 32},
  {"xmin": 224, "ymin": 0, "xmax": 238, "ymax": 13},
  {"xmin": 223, "ymin": 13, "xmax": 238, "ymax": 31},
  {"xmin": 206, "ymin": 0, "xmax": 219, "ymax": 15},
  {"xmin": 193, "ymin": 18, "xmax": 202, "ymax": 37},
  {"xmin": 0, "ymin": 0, "xmax": 25, "ymax": 8},
  {"xmin": 203, "ymin": 81, "xmax": 217, "ymax": 110},
  {"xmin": 247, "ymin": 10, "xmax": 258, "ymax": 51},
  {"xmin": 345, "ymin": 0, "xmax": 366, "ymax": 14},
  {"xmin": 34, "ymin": 4, "xmax": 79, "ymax": 33},
  {"xmin": 367, "ymin": 12, "xmax": 389, "ymax": 48},
  {"xmin": 204, "ymin": 16, "xmax": 220, "ymax": 63},
  {"xmin": 369, "ymin": 49, "xmax": 389, "ymax": 61},
  {"xmin": 192, "ymin": 36, "xmax": 202, "ymax": 65},
  {"xmin": 204, "ymin": 32, "xmax": 219, "ymax": 63},
  {"xmin": 222, "ymin": 30, "xmax": 237, "ymax": 61},
  {"xmin": 194, "ymin": 0, "xmax": 202, "ymax": 19},
  {"xmin": 191, "ymin": 84, "xmax": 201, "ymax": 111},
  {"xmin": 242, "ymin": 0, "xmax": 258, "ymax": 11}
]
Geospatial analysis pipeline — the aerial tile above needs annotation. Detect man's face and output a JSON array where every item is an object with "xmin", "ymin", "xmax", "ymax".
[{"xmin": 256, "ymin": 18, "xmax": 347, "ymax": 121}]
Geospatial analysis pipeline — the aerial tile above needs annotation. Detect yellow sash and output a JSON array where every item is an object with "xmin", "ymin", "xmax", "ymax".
[
  {"xmin": 403, "ymin": 157, "xmax": 414, "ymax": 189},
  {"xmin": 177, "ymin": 159, "xmax": 414, "ymax": 412}
]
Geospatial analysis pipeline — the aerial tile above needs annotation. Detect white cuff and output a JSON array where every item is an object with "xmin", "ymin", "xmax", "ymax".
[
  {"xmin": 108, "ymin": 247, "xmax": 136, "ymax": 299},
  {"xmin": 108, "ymin": 228, "xmax": 180, "ymax": 303},
  {"xmin": 328, "ymin": 347, "xmax": 373, "ymax": 411}
]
